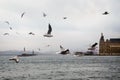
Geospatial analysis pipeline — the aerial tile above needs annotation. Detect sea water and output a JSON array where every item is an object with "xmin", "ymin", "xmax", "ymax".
[{"xmin": 0, "ymin": 53, "xmax": 120, "ymax": 80}]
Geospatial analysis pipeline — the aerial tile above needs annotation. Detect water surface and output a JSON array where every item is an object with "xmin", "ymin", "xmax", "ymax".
[{"xmin": 0, "ymin": 53, "xmax": 120, "ymax": 80}]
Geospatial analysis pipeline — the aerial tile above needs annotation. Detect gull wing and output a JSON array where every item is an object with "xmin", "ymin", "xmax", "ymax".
[
  {"xmin": 5, "ymin": 21, "xmax": 9, "ymax": 25},
  {"xmin": 3, "ymin": 33, "xmax": 9, "ymax": 35},
  {"xmin": 91, "ymin": 43, "xmax": 98, "ymax": 48},
  {"xmin": 21, "ymin": 12, "xmax": 25, "ymax": 18},
  {"xmin": 60, "ymin": 45, "xmax": 65, "ymax": 51},
  {"xmin": 47, "ymin": 24, "xmax": 52, "ymax": 34},
  {"xmin": 43, "ymin": 13, "xmax": 47, "ymax": 17}
]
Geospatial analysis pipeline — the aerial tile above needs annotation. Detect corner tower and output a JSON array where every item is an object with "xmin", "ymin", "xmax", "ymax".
[{"xmin": 99, "ymin": 33, "xmax": 105, "ymax": 55}]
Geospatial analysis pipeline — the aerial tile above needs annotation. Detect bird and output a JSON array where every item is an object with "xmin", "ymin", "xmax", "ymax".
[
  {"xmin": 63, "ymin": 17, "xmax": 67, "ymax": 19},
  {"xmin": 45, "ymin": 45, "xmax": 50, "ymax": 47},
  {"xmin": 56, "ymin": 45, "xmax": 70, "ymax": 55},
  {"xmin": 9, "ymin": 56, "xmax": 19, "ymax": 63},
  {"xmin": 38, "ymin": 48, "xmax": 40, "ymax": 51},
  {"xmin": 28, "ymin": 32, "xmax": 35, "ymax": 35},
  {"xmin": 3, "ymin": 33, "xmax": 9, "ymax": 35},
  {"xmin": 43, "ymin": 23, "xmax": 53, "ymax": 37},
  {"xmin": 60, "ymin": 49, "xmax": 70, "ymax": 55},
  {"xmin": 88, "ymin": 42, "xmax": 98, "ymax": 50},
  {"xmin": 102, "ymin": 11, "xmax": 109, "ymax": 15},
  {"xmin": 9, "ymin": 27, "xmax": 12, "ymax": 30},
  {"xmin": 21, "ymin": 12, "xmax": 25, "ymax": 18},
  {"xmin": 60, "ymin": 45, "xmax": 65, "ymax": 51},
  {"xmin": 4, "ymin": 21, "xmax": 10, "ymax": 25},
  {"xmin": 43, "ymin": 12, "xmax": 47, "ymax": 17},
  {"xmin": 91, "ymin": 43, "xmax": 98, "ymax": 48}
]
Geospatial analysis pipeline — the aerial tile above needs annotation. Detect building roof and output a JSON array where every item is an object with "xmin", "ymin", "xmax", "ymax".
[{"xmin": 110, "ymin": 38, "xmax": 120, "ymax": 43}]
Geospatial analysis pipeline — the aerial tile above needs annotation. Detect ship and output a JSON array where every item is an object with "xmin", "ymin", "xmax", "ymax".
[{"xmin": 17, "ymin": 47, "xmax": 37, "ymax": 57}]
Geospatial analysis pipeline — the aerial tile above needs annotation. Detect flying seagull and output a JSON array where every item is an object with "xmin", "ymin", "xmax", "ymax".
[
  {"xmin": 88, "ymin": 42, "xmax": 98, "ymax": 50},
  {"xmin": 21, "ymin": 12, "xmax": 25, "ymax": 18},
  {"xmin": 46, "ymin": 45, "xmax": 50, "ymax": 47},
  {"xmin": 38, "ymin": 48, "xmax": 40, "ymax": 51},
  {"xmin": 60, "ymin": 45, "xmax": 65, "ymax": 51},
  {"xmin": 63, "ymin": 17, "xmax": 67, "ymax": 19},
  {"xmin": 103, "ymin": 11, "xmax": 109, "ymax": 15},
  {"xmin": 56, "ymin": 45, "xmax": 70, "ymax": 55},
  {"xmin": 4, "ymin": 21, "xmax": 10, "ymax": 25},
  {"xmin": 43, "ymin": 12, "xmax": 47, "ymax": 17},
  {"xmin": 3, "ymin": 33, "xmax": 9, "ymax": 35},
  {"xmin": 91, "ymin": 43, "xmax": 98, "ymax": 48},
  {"xmin": 4, "ymin": 21, "xmax": 12, "ymax": 30},
  {"xmin": 9, "ymin": 56, "xmax": 19, "ymax": 63},
  {"xmin": 9, "ymin": 27, "xmax": 12, "ymax": 30},
  {"xmin": 43, "ymin": 23, "xmax": 53, "ymax": 37},
  {"xmin": 29, "ymin": 32, "xmax": 35, "ymax": 35}
]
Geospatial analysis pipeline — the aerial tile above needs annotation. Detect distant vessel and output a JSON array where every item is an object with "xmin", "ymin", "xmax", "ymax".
[
  {"xmin": 18, "ymin": 48, "xmax": 37, "ymax": 57},
  {"xmin": 74, "ymin": 52, "xmax": 84, "ymax": 57}
]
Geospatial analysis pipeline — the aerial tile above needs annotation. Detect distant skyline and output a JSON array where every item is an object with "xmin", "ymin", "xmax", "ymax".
[{"xmin": 0, "ymin": 0, "xmax": 120, "ymax": 52}]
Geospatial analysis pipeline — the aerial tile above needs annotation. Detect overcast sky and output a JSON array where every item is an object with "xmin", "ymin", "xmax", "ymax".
[{"xmin": 0, "ymin": 0, "xmax": 120, "ymax": 52}]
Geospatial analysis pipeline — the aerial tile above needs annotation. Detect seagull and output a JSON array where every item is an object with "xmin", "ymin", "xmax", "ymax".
[
  {"xmin": 21, "ymin": 12, "xmax": 25, "ymax": 18},
  {"xmin": 4, "ymin": 21, "xmax": 10, "ymax": 25},
  {"xmin": 91, "ymin": 43, "xmax": 98, "ymax": 48},
  {"xmin": 9, "ymin": 27, "xmax": 12, "ymax": 30},
  {"xmin": 3, "ymin": 33, "xmax": 9, "ymax": 35},
  {"xmin": 88, "ymin": 42, "xmax": 98, "ymax": 50},
  {"xmin": 60, "ymin": 45, "xmax": 65, "ymax": 51},
  {"xmin": 102, "ymin": 11, "xmax": 109, "ymax": 15},
  {"xmin": 46, "ymin": 45, "xmax": 50, "ymax": 47},
  {"xmin": 56, "ymin": 45, "xmax": 70, "ymax": 55},
  {"xmin": 9, "ymin": 56, "xmax": 19, "ymax": 63},
  {"xmin": 29, "ymin": 32, "xmax": 35, "ymax": 35},
  {"xmin": 60, "ymin": 49, "xmax": 70, "ymax": 55},
  {"xmin": 38, "ymin": 48, "xmax": 40, "ymax": 51},
  {"xmin": 43, "ymin": 12, "xmax": 47, "ymax": 17},
  {"xmin": 43, "ymin": 23, "xmax": 53, "ymax": 37},
  {"xmin": 63, "ymin": 17, "xmax": 67, "ymax": 19}
]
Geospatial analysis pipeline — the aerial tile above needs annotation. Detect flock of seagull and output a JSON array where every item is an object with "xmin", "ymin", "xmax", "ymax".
[
  {"xmin": 3, "ymin": 11, "xmax": 109, "ymax": 63},
  {"xmin": 1, "ymin": 12, "xmax": 67, "ymax": 36},
  {"xmin": 6, "ymin": 11, "xmax": 68, "ymax": 63}
]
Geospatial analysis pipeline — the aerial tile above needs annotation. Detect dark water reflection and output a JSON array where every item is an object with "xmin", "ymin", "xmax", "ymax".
[{"xmin": 0, "ymin": 54, "xmax": 120, "ymax": 80}]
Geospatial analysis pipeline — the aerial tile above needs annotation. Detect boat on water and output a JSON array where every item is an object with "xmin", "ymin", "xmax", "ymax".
[
  {"xmin": 74, "ymin": 52, "xmax": 84, "ymax": 57},
  {"xmin": 17, "ymin": 48, "xmax": 37, "ymax": 57}
]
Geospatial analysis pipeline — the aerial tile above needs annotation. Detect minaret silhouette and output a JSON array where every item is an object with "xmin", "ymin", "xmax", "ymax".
[{"xmin": 99, "ymin": 33, "xmax": 105, "ymax": 54}]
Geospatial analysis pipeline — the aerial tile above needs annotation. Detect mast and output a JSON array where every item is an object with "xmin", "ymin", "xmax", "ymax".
[{"xmin": 24, "ymin": 47, "xmax": 26, "ymax": 52}]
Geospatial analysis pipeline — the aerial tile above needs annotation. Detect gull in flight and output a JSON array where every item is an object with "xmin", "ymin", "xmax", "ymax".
[
  {"xmin": 43, "ymin": 12, "xmax": 47, "ymax": 17},
  {"xmin": 29, "ymin": 32, "xmax": 35, "ymax": 35},
  {"xmin": 102, "ymin": 11, "xmax": 109, "ymax": 15},
  {"xmin": 9, "ymin": 27, "xmax": 12, "ymax": 30},
  {"xmin": 43, "ymin": 23, "xmax": 53, "ymax": 37},
  {"xmin": 4, "ymin": 21, "xmax": 10, "ymax": 25},
  {"xmin": 21, "ymin": 12, "xmax": 25, "ymax": 18},
  {"xmin": 63, "ymin": 17, "xmax": 67, "ymax": 19},
  {"xmin": 38, "ymin": 48, "xmax": 40, "ymax": 51},
  {"xmin": 4, "ymin": 21, "xmax": 12, "ymax": 30},
  {"xmin": 3, "ymin": 33, "xmax": 9, "ymax": 35},
  {"xmin": 9, "ymin": 56, "xmax": 19, "ymax": 63},
  {"xmin": 56, "ymin": 45, "xmax": 70, "ymax": 55},
  {"xmin": 88, "ymin": 42, "xmax": 98, "ymax": 50}
]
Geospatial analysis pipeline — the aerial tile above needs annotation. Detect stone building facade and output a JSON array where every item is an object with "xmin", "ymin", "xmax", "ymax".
[{"xmin": 99, "ymin": 33, "xmax": 120, "ymax": 56}]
